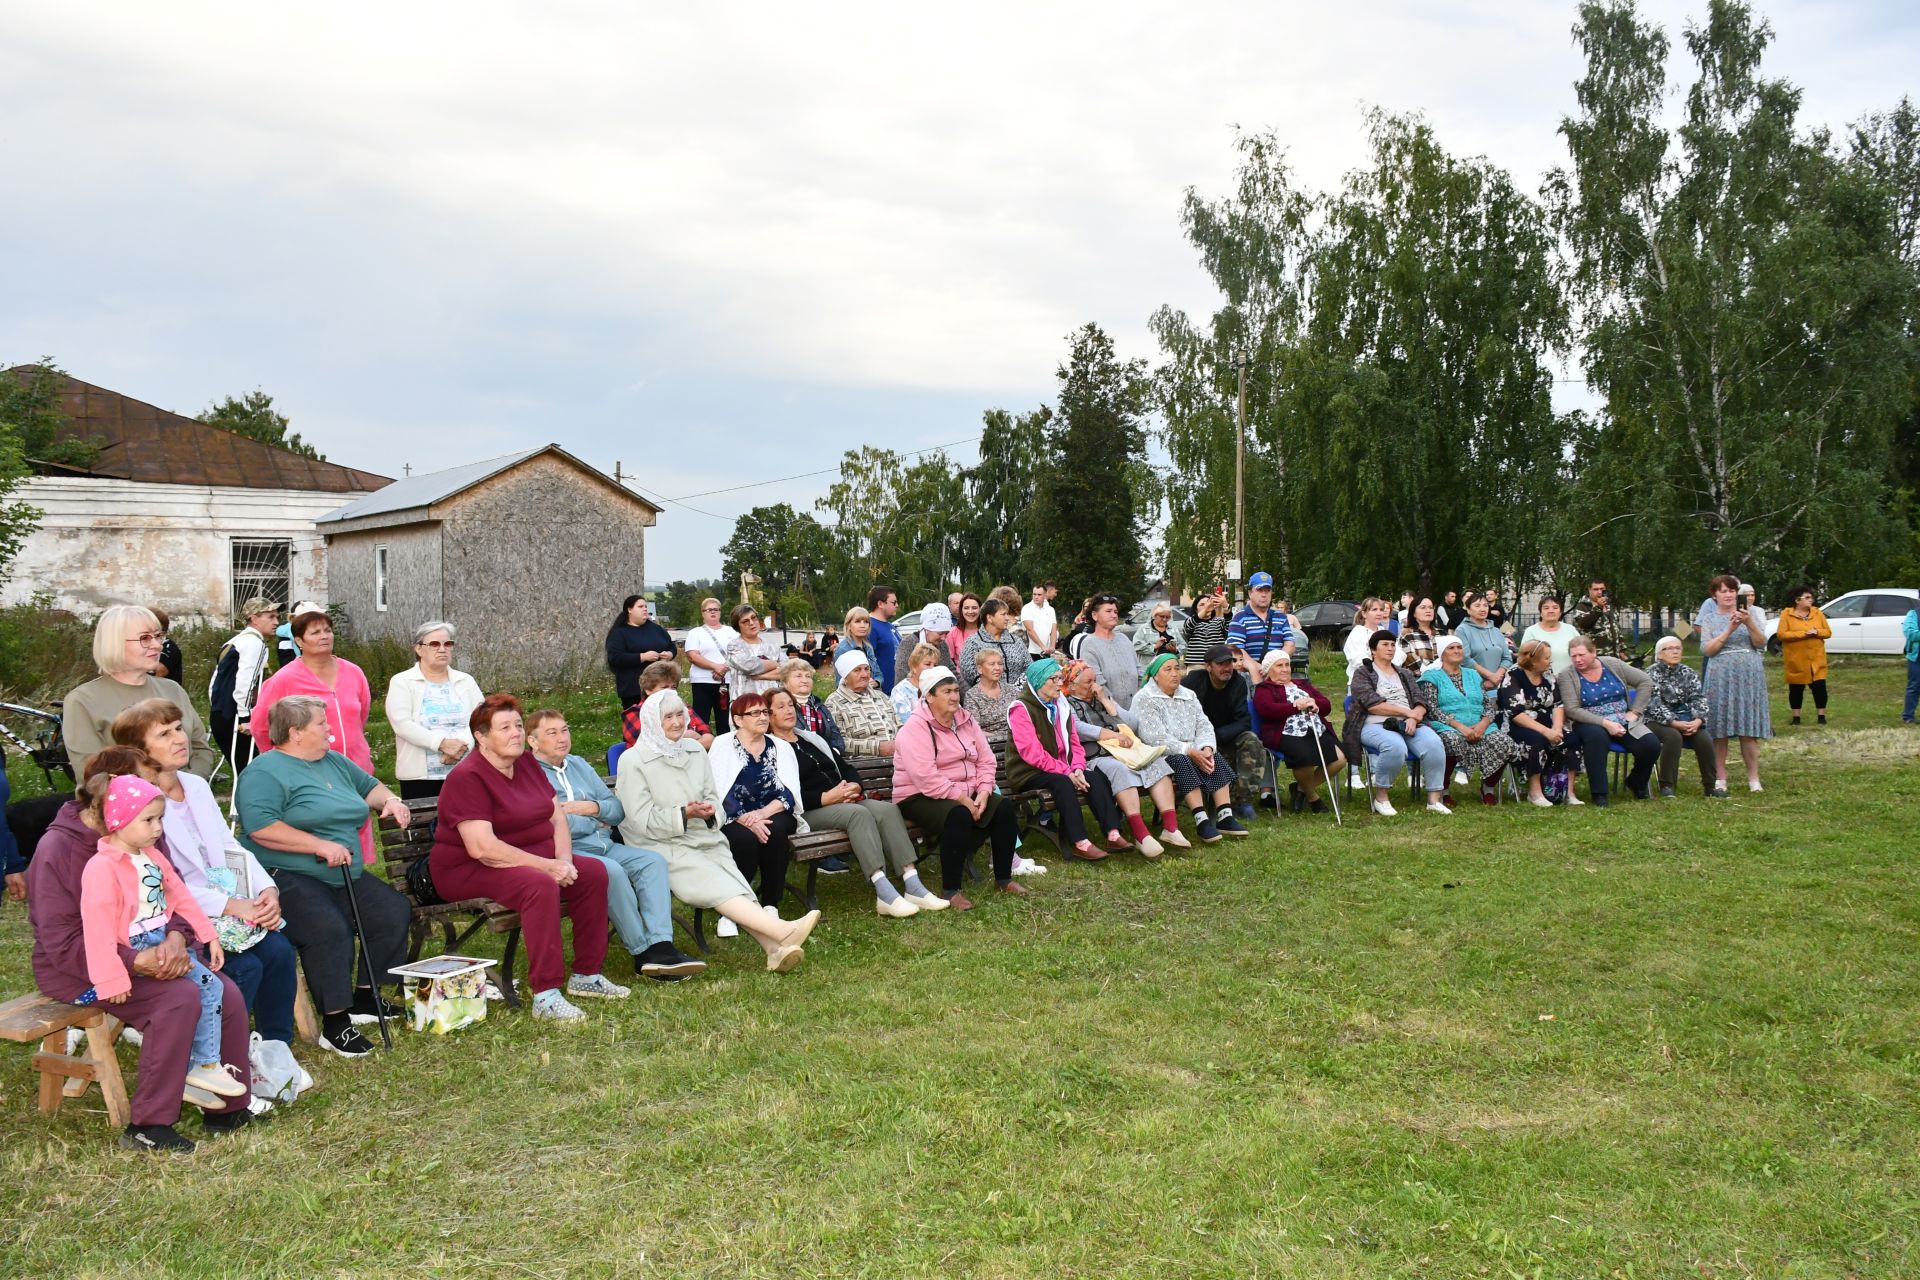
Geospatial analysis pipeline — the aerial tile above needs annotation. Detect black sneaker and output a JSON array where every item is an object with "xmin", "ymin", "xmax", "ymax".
[
  {"xmin": 1196, "ymin": 816, "xmax": 1223, "ymax": 844},
  {"xmin": 1309, "ymin": 799, "xmax": 1330, "ymax": 814},
  {"xmin": 1260, "ymin": 791, "xmax": 1280, "ymax": 812},
  {"xmin": 818, "ymin": 856, "xmax": 851, "ymax": 874},
  {"xmin": 319, "ymin": 1023, "xmax": 375, "ymax": 1058},
  {"xmin": 638, "ymin": 943, "xmax": 707, "ymax": 981},
  {"xmin": 348, "ymin": 989, "xmax": 402, "ymax": 1025},
  {"xmin": 121, "ymin": 1124, "xmax": 195, "ymax": 1153},
  {"xmin": 201, "ymin": 1108, "xmax": 253, "ymax": 1135},
  {"xmin": 1215, "ymin": 812, "xmax": 1250, "ymax": 838},
  {"xmin": 1289, "ymin": 784, "xmax": 1307, "ymax": 814}
]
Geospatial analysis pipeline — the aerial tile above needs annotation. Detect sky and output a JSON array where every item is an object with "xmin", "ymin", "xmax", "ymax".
[{"xmin": 2, "ymin": 1, "xmax": 1914, "ymax": 583}]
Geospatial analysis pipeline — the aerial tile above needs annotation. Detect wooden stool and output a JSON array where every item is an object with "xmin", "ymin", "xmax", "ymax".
[
  {"xmin": 0, "ymin": 994, "xmax": 130, "ymax": 1127},
  {"xmin": 293, "ymin": 967, "xmax": 320, "ymax": 1045}
]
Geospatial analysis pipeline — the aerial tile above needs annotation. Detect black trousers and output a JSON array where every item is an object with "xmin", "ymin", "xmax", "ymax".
[
  {"xmin": 896, "ymin": 794, "xmax": 1018, "ymax": 892},
  {"xmin": 690, "ymin": 683, "xmax": 730, "ymax": 734},
  {"xmin": 1570, "ymin": 723, "xmax": 1660, "ymax": 799},
  {"xmin": 210, "ymin": 713, "xmax": 258, "ymax": 776},
  {"xmin": 1029, "ymin": 769, "xmax": 1121, "ymax": 842},
  {"xmin": 276, "ymin": 870, "xmax": 411, "ymax": 1014},
  {"xmin": 1787, "ymin": 679, "xmax": 1828, "ymax": 711},
  {"xmin": 723, "ymin": 811, "xmax": 797, "ymax": 907}
]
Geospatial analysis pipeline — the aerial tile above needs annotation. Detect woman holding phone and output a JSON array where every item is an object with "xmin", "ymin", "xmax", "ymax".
[{"xmin": 1697, "ymin": 575, "xmax": 1771, "ymax": 795}]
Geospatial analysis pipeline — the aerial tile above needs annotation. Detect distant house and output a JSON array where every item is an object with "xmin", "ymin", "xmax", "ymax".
[
  {"xmin": 316, "ymin": 445, "xmax": 659, "ymax": 684},
  {"xmin": 0, "ymin": 369, "xmax": 391, "ymax": 622}
]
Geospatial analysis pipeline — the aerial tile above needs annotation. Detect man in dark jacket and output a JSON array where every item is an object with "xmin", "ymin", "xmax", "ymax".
[
  {"xmin": 28, "ymin": 797, "xmax": 254, "ymax": 1151},
  {"xmin": 1183, "ymin": 644, "xmax": 1266, "ymax": 821}
]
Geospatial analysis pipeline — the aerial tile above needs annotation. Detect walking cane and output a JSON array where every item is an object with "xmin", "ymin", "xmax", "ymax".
[
  {"xmin": 338, "ymin": 862, "xmax": 393, "ymax": 1051},
  {"xmin": 1310, "ymin": 712, "xmax": 1342, "ymax": 827}
]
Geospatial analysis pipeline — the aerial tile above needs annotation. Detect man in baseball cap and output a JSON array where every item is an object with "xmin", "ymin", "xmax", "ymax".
[{"xmin": 1226, "ymin": 572, "xmax": 1294, "ymax": 813}]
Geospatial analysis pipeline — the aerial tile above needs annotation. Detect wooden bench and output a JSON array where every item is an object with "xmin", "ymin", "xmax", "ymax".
[
  {"xmin": 0, "ymin": 994, "xmax": 129, "ymax": 1127},
  {"xmin": 379, "ymin": 783, "xmax": 707, "ymax": 997}
]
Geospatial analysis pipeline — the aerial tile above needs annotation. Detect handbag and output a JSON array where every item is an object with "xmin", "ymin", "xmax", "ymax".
[
  {"xmin": 404, "ymin": 855, "xmax": 444, "ymax": 906},
  {"xmin": 1105, "ymin": 737, "xmax": 1166, "ymax": 770}
]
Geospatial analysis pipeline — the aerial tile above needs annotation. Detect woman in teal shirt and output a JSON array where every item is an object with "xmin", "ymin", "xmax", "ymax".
[
  {"xmin": 236, "ymin": 694, "xmax": 413, "ymax": 1059},
  {"xmin": 1417, "ymin": 635, "xmax": 1525, "ymax": 802}
]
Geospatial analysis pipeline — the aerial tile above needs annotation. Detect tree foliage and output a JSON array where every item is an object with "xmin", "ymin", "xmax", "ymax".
[
  {"xmin": 719, "ymin": 503, "xmax": 835, "ymax": 621},
  {"xmin": 1548, "ymin": 0, "xmax": 1918, "ymax": 598},
  {"xmin": 961, "ymin": 406, "xmax": 1051, "ymax": 590},
  {"xmin": 200, "ymin": 389, "xmax": 326, "ymax": 460},
  {"xmin": 1028, "ymin": 323, "xmax": 1149, "ymax": 611},
  {"xmin": 656, "ymin": 579, "xmax": 723, "ymax": 629}
]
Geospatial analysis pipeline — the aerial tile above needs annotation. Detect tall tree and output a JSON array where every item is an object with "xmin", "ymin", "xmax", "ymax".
[
  {"xmin": 1548, "ymin": 0, "xmax": 1917, "ymax": 598},
  {"xmin": 1151, "ymin": 130, "xmax": 1315, "ymax": 592},
  {"xmin": 1293, "ymin": 110, "xmax": 1571, "ymax": 598},
  {"xmin": 200, "ymin": 389, "xmax": 326, "ymax": 460},
  {"xmin": 657, "ymin": 578, "xmax": 723, "ymax": 628},
  {"xmin": 960, "ymin": 406, "xmax": 1051, "ymax": 590},
  {"xmin": 719, "ymin": 503, "xmax": 835, "ymax": 618},
  {"xmin": 1028, "ymin": 324, "xmax": 1149, "ymax": 610}
]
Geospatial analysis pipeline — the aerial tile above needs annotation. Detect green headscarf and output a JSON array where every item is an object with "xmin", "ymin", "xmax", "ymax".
[
  {"xmin": 1145, "ymin": 652, "xmax": 1180, "ymax": 682},
  {"xmin": 1025, "ymin": 655, "xmax": 1062, "ymax": 694}
]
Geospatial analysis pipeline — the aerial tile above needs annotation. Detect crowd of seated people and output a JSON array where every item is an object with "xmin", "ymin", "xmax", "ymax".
[{"xmin": 17, "ymin": 570, "xmax": 1792, "ymax": 1152}]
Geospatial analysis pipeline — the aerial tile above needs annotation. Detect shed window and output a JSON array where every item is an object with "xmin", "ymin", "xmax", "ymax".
[
  {"xmin": 230, "ymin": 539, "xmax": 291, "ymax": 624},
  {"xmin": 375, "ymin": 545, "xmax": 389, "ymax": 612}
]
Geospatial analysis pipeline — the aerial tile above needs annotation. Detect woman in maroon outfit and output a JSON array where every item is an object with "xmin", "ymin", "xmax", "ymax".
[
  {"xmin": 428, "ymin": 694, "xmax": 623, "ymax": 1022},
  {"xmin": 28, "ymin": 747, "xmax": 254, "ymax": 1152}
]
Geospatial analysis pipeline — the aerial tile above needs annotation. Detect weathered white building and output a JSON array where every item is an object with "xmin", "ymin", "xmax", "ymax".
[{"xmin": 1, "ymin": 370, "xmax": 391, "ymax": 622}]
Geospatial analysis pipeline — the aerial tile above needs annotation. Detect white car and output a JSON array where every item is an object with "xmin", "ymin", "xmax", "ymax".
[{"xmin": 1763, "ymin": 588, "xmax": 1917, "ymax": 655}]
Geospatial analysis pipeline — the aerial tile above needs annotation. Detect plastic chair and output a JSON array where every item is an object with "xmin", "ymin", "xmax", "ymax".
[{"xmin": 607, "ymin": 741, "xmax": 626, "ymax": 778}]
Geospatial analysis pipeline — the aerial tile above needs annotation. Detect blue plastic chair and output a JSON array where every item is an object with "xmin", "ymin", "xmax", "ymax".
[{"xmin": 607, "ymin": 741, "xmax": 626, "ymax": 778}]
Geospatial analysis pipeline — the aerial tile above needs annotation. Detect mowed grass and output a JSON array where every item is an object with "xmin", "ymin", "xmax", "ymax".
[{"xmin": 0, "ymin": 656, "xmax": 1916, "ymax": 1277}]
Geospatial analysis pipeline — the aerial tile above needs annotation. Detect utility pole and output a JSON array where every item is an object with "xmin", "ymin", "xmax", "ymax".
[{"xmin": 1234, "ymin": 356, "xmax": 1248, "ymax": 595}]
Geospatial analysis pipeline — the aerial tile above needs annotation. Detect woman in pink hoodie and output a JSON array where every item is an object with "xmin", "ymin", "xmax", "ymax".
[
  {"xmin": 890, "ymin": 666, "xmax": 1027, "ymax": 911},
  {"xmin": 250, "ymin": 608, "xmax": 376, "ymax": 863}
]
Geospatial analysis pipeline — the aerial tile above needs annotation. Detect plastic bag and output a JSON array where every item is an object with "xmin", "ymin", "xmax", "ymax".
[{"xmin": 250, "ymin": 1032, "xmax": 311, "ymax": 1103}]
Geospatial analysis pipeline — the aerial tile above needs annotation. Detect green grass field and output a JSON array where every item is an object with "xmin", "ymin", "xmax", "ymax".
[{"xmin": 1, "ymin": 654, "xmax": 1915, "ymax": 1277}]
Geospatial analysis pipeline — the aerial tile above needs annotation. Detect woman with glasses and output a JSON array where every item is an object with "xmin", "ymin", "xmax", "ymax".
[
  {"xmin": 683, "ymin": 597, "xmax": 737, "ymax": 734},
  {"xmin": 64, "ymin": 604, "xmax": 218, "ymax": 778},
  {"xmin": 386, "ymin": 620, "xmax": 486, "ymax": 800},
  {"xmin": 724, "ymin": 605, "xmax": 785, "ymax": 700}
]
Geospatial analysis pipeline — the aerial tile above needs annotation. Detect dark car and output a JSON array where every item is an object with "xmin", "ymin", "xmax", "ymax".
[{"xmin": 1294, "ymin": 600, "xmax": 1360, "ymax": 649}]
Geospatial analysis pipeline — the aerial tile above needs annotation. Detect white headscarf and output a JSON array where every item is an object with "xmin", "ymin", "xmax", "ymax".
[
  {"xmin": 834, "ymin": 649, "xmax": 871, "ymax": 683},
  {"xmin": 633, "ymin": 689, "xmax": 702, "ymax": 760},
  {"xmin": 1434, "ymin": 634, "xmax": 1466, "ymax": 662}
]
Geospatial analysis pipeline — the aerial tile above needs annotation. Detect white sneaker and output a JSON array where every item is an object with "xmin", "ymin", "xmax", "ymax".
[
  {"xmin": 1748, "ymin": 779, "xmax": 1763, "ymax": 793},
  {"xmin": 1453, "ymin": 768, "xmax": 1469, "ymax": 787},
  {"xmin": 1012, "ymin": 855, "xmax": 1048, "ymax": 876},
  {"xmin": 1348, "ymin": 767, "xmax": 1363, "ymax": 788},
  {"xmin": 186, "ymin": 1062, "xmax": 248, "ymax": 1098},
  {"xmin": 1370, "ymin": 799, "xmax": 1397, "ymax": 817},
  {"xmin": 715, "ymin": 917, "xmax": 739, "ymax": 938},
  {"xmin": 566, "ymin": 973, "xmax": 631, "ymax": 1000},
  {"xmin": 1160, "ymin": 827, "xmax": 1192, "ymax": 849},
  {"xmin": 1425, "ymin": 800, "xmax": 1453, "ymax": 816},
  {"xmin": 530, "ymin": 991, "xmax": 587, "ymax": 1022}
]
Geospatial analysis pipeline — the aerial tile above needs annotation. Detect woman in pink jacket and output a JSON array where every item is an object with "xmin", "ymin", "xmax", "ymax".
[
  {"xmin": 1005, "ymin": 657, "xmax": 1128, "ymax": 860},
  {"xmin": 250, "ymin": 608, "xmax": 376, "ymax": 863},
  {"xmin": 891, "ymin": 665, "xmax": 1027, "ymax": 911}
]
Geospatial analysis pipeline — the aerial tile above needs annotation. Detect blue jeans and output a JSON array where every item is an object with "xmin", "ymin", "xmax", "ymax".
[
  {"xmin": 1905, "ymin": 660, "xmax": 1920, "ymax": 721},
  {"xmin": 575, "ymin": 844, "xmax": 673, "ymax": 956},
  {"xmin": 81, "ymin": 927, "xmax": 223, "ymax": 1065},
  {"xmin": 219, "ymin": 928, "xmax": 298, "ymax": 1045},
  {"xmin": 1360, "ymin": 722, "xmax": 1447, "ymax": 791}
]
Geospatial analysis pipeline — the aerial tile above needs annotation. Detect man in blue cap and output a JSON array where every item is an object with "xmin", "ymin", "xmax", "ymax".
[
  {"xmin": 1227, "ymin": 572, "xmax": 1296, "ymax": 671},
  {"xmin": 1226, "ymin": 571, "xmax": 1295, "ymax": 816}
]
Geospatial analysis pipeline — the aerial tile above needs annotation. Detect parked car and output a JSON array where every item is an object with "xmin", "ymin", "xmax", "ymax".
[
  {"xmin": 1762, "ymin": 588, "xmax": 1917, "ymax": 656},
  {"xmin": 1293, "ymin": 600, "xmax": 1361, "ymax": 649}
]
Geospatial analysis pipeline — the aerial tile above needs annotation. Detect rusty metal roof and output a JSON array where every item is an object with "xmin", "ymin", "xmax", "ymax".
[{"xmin": 7, "ymin": 368, "xmax": 392, "ymax": 493}]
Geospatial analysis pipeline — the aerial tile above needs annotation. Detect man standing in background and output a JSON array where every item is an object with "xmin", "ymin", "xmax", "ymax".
[{"xmin": 868, "ymin": 585, "xmax": 901, "ymax": 695}]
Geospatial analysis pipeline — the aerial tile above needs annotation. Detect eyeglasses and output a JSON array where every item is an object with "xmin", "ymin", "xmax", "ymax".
[
  {"xmin": 419, "ymin": 640, "xmax": 455, "ymax": 649},
  {"xmin": 737, "ymin": 708, "xmax": 770, "ymax": 718},
  {"xmin": 126, "ymin": 633, "xmax": 163, "ymax": 646}
]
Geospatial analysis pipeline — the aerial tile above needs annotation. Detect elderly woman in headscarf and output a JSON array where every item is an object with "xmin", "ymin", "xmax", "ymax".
[
  {"xmin": 1064, "ymin": 658, "xmax": 1179, "ymax": 856},
  {"xmin": 1642, "ymin": 634, "xmax": 1717, "ymax": 798},
  {"xmin": 892, "ymin": 666, "xmax": 1025, "ymax": 911},
  {"xmin": 1130, "ymin": 652, "xmax": 1246, "ymax": 844},
  {"xmin": 823, "ymin": 648, "xmax": 901, "ymax": 757},
  {"xmin": 1252, "ymin": 649, "xmax": 1343, "ymax": 814},
  {"xmin": 1006, "ymin": 656, "xmax": 1128, "ymax": 861},
  {"xmin": 1416, "ymin": 634, "xmax": 1524, "ymax": 805},
  {"xmin": 614, "ymin": 690, "xmax": 820, "ymax": 973}
]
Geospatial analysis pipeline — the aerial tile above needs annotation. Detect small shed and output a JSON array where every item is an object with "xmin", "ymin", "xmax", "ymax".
[
  {"xmin": 0, "ymin": 369, "xmax": 392, "ymax": 622},
  {"xmin": 316, "ymin": 445, "xmax": 659, "ymax": 684}
]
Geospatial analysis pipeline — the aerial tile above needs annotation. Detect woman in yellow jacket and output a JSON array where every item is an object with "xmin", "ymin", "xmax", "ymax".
[{"xmin": 1776, "ymin": 587, "xmax": 1832, "ymax": 725}]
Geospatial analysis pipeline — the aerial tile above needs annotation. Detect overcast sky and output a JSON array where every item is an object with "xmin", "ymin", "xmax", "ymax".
[{"xmin": 2, "ymin": 1, "xmax": 1913, "ymax": 583}]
